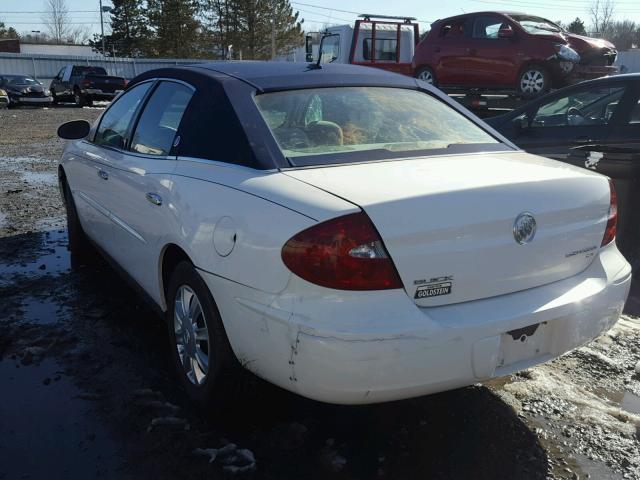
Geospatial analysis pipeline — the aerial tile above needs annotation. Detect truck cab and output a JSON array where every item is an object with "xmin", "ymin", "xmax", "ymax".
[{"xmin": 314, "ymin": 15, "xmax": 420, "ymax": 76}]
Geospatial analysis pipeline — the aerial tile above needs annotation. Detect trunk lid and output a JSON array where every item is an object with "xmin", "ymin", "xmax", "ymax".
[{"xmin": 284, "ymin": 152, "xmax": 611, "ymax": 306}]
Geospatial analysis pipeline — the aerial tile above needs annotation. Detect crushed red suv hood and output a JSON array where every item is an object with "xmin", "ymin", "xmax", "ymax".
[
  {"xmin": 565, "ymin": 32, "xmax": 616, "ymax": 53},
  {"xmin": 527, "ymin": 31, "xmax": 615, "ymax": 53}
]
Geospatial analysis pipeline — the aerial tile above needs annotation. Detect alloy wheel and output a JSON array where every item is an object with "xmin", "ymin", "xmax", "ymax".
[
  {"xmin": 520, "ymin": 70, "xmax": 545, "ymax": 95},
  {"xmin": 174, "ymin": 285, "xmax": 210, "ymax": 385},
  {"xmin": 418, "ymin": 69, "xmax": 434, "ymax": 84}
]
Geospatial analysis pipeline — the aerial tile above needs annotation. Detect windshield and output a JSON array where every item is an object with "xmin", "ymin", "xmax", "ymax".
[
  {"xmin": 0, "ymin": 75, "xmax": 41, "ymax": 86},
  {"xmin": 254, "ymin": 87, "xmax": 500, "ymax": 166},
  {"xmin": 510, "ymin": 15, "xmax": 563, "ymax": 34}
]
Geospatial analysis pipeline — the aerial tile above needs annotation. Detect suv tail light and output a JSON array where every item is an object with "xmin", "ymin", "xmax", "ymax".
[
  {"xmin": 82, "ymin": 79, "xmax": 92, "ymax": 87},
  {"xmin": 601, "ymin": 179, "xmax": 617, "ymax": 246},
  {"xmin": 281, "ymin": 212, "xmax": 403, "ymax": 290}
]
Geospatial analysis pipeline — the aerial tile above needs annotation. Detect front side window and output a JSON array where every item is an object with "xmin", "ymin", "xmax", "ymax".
[
  {"xmin": 94, "ymin": 82, "xmax": 151, "ymax": 149},
  {"xmin": 363, "ymin": 38, "xmax": 397, "ymax": 61},
  {"xmin": 472, "ymin": 16, "xmax": 509, "ymax": 39},
  {"xmin": 255, "ymin": 87, "xmax": 499, "ymax": 165},
  {"xmin": 130, "ymin": 82, "xmax": 193, "ymax": 156},
  {"xmin": 532, "ymin": 86, "xmax": 626, "ymax": 127}
]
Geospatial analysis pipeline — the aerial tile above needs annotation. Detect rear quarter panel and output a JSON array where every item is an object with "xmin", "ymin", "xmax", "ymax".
[{"xmin": 168, "ymin": 159, "xmax": 359, "ymax": 295}]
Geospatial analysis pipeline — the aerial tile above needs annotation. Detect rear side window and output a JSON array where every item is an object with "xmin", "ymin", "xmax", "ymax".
[
  {"xmin": 130, "ymin": 82, "xmax": 193, "ymax": 156},
  {"xmin": 363, "ymin": 38, "xmax": 397, "ymax": 61},
  {"xmin": 94, "ymin": 82, "xmax": 151, "ymax": 149},
  {"xmin": 440, "ymin": 20, "xmax": 465, "ymax": 38}
]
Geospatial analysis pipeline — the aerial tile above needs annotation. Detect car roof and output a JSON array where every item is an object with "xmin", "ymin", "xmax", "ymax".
[
  {"xmin": 433, "ymin": 11, "xmax": 527, "ymax": 23},
  {"xmin": 187, "ymin": 61, "xmax": 419, "ymax": 91}
]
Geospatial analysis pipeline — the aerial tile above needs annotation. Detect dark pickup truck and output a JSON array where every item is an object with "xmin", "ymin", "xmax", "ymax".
[{"xmin": 50, "ymin": 65, "xmax": 127, "ymax": 107}]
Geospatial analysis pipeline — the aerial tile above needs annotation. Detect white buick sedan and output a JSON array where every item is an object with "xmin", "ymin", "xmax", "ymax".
[{"xmin": 57, "ymin": 62, "xmax": 631, "ymax": 405}]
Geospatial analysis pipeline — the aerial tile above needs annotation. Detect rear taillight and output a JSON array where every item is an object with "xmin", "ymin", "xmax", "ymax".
[
  {"xmin": 82, "ymin": 79, "xmax": 91, "ymax": 87},
  {"xmin": 601, "ymin": 179, "xmax": 617, "ymax": 247},
  {"xmin": 281, "ymin": 212, "xmax": 403, "ymax": 290},
  {"xmin": 123, "ymin": 79, "xmax": 129, "ymax": 88}
]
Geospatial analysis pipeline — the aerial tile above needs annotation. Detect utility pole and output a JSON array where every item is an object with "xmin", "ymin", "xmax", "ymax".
[{"xmin": 99, "ymin": 0, "xmax": 106, "ymax": 56}]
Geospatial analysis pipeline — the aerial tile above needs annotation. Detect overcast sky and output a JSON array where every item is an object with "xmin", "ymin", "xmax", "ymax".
[{"xmin": 2, "ymin": 0, "xmax": 640, "ymax": 38}]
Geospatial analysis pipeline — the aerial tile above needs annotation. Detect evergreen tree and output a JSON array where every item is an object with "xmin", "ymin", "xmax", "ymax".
[
  {"xmin": 567, "ymin": 17, "xmax": 587, "ymax": 35},
  {"xmin": 203, "ymin": 0, "xmax": 303, "ymax": 60},
  {"xmin": 0, "ymin": 21, "xmax": 19, "ymax": 39},
  {"xmin": 90, "ymin": 0, "xmax": 150, "ymax": 56},
  {"xmin": 146, "ymin": 0, "xmax": 205, "ymax": 58}
]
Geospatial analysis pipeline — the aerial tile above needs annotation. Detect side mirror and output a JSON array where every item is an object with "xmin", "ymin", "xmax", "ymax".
[
  {"xmin": 305, "ymin": 35, "xmax": 313, "ymax": 62},
  {"xmin": 57, "ymin": 120, "xmax": 91, "ymax": 140},
  {"xmin": 498, "ymin": 28, "xmax": 514, "ymax": 39},
  {"xmin": 513, "ymin": 115, "xmax": 530, "ymax": 132}
]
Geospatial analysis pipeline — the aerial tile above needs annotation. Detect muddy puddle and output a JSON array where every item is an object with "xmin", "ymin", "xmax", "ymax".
[
  {"xmin": 594, "ymin": 387, "xmax": 640, "ymax": 416},
  {"xmin": 0, "ymin": 229, "xmax": 70, "ymax": 286},
  {"xmin": 0, "ymin": 357, "xmax": 121, "ymax": 479}
]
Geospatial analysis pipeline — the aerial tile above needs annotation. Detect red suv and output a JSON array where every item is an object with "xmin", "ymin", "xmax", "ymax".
[{"xmin": 413, "ymin": 12, "xmax": 618, "ymax": 97}]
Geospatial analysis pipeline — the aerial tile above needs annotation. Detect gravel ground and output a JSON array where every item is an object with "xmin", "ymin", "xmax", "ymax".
[{"xmin": 0, "ymin": 107, "xmax": 639, "ymax": 480}]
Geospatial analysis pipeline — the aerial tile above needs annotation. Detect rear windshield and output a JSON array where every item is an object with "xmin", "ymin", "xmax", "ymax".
[
  {"xmin": 254, "ymin": 87, "xmax": 502, "ymax": 166},
  {"xmin": 509, "ymin": 15, "xmax": 563, "ymax": 34},
  {"xmin": 73, "ymin": 66, "xmax": 108, "ymax": 76}
]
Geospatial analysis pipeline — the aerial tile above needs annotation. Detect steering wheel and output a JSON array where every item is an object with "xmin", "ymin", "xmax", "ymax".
[{"xmin": 566, "ymin": 106, "xmax": 585, "ymax": 125}]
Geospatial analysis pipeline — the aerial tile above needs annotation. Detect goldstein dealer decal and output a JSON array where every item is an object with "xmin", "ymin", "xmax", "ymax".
[{"xmin": 414, "ymin": 276, "xmax": 453, "ymax": 299}]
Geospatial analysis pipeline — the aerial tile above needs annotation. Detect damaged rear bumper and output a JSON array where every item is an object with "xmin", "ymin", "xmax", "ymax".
[{"xmin": 198, "ymin": 242, "xmax": 630, "ymax": 405}]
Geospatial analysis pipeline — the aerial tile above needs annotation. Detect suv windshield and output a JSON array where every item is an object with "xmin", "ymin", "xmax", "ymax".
[
  {"xmin": 510, "ymin": 15, "xmax": 563, "ymax": 34},
  {"xmin": 255, "ymin": 87, "xmax": 500, "ymax": 166}
]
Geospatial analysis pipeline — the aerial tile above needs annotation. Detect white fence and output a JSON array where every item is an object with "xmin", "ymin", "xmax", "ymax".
[{"xmin": 0, "ymin": 52, "xmax": 206, "ymax": 85}]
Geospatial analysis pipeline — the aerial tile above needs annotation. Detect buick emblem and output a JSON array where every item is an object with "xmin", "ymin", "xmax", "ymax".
[{"xmin": 513, "ymin": 212, "xmax": 536, "ymax": 245}]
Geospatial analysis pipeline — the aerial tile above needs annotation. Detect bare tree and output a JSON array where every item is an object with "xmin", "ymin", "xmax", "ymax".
[
  {"xmin": 42, "ymin": 0, "xmax": 70, "ymax": 44},
  {"xmin": 589, "ymin": 0, "xmax": 615, "ymax": 35}
]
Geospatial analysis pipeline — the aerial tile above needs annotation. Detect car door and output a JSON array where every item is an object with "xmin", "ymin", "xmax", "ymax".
[
  {"xmin": 70, "ymin": 82, "xmax": 153, "ymax": 253},
  {"xmin": 465, "ymin": 15, "xmax": 519, "ymax": 87},
  {"xmin": 511, "ymin": 82, "xmax": 632, "ymax": 161},
  {"xmin": 432, "ymin": 18, "xmax": 471, "ymax": 86},
  {"xmin": 104, "ymin": 80, "xmax": 195, "ymax": 298},
  {"xmin": 50, "ymin": 67, "xmax": 65, "ymax": 97}
]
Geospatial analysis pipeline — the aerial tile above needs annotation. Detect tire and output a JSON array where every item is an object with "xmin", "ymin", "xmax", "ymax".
[
  {"xmin": 166, "ymin": 261, "xmax": 235, "ymax": 406},
  {"xmin": 73, "ymin": 88, "xmax": 85, "ymax": 107},
  {"xmin": 416, "ymin": 66, "xmax": 436, "ymax": 86},
  {"xmin": 517, "ymin": 66, "xmax": 549, "ymax": 98},
  {"xmin": 63, "ymin": 179, "xmax": 93, "ymax": 257}
]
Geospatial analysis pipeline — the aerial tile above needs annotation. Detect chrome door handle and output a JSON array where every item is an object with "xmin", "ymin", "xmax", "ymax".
[
  {"xmin": 97, "ymin": 169, "xmax": 108, "ymax": 180},
  {"xmin": 145, "ymin": 192, "xmax": 162, "ymax": 206}
]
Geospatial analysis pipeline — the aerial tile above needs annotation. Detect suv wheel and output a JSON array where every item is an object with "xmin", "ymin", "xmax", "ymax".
[
  {"xmin": 166, "ymin": 261, "xmax": 235, "ymax": 405},
  {"xmin": 74, "ymin": 89, "xmax": 85, "ymax": 107},
  {"xmin": 416, "ymin": 67, "xmax": 436, "ymax": 85},
  {"xmin": 517, "ymin": 67, "xmax": 549, "ymax": 98}
]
